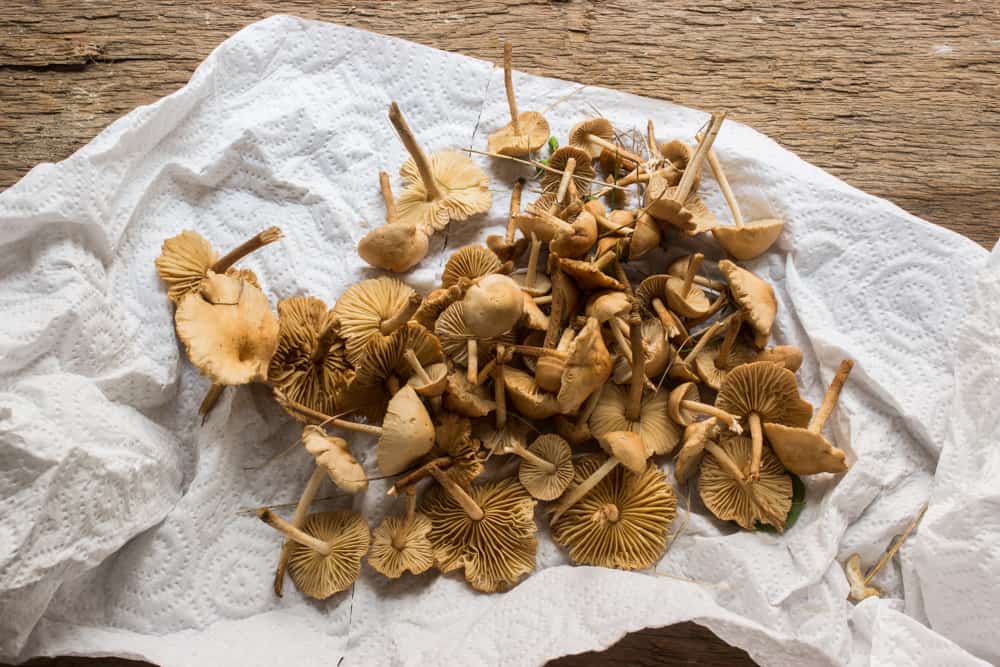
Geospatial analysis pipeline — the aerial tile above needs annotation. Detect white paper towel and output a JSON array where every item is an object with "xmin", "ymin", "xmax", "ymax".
[{"xmin": 1, "ymin": 15, "xmax": 997, "ymax": 667}]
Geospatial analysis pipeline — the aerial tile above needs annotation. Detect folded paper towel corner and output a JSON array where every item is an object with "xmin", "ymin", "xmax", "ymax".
[{"xmin": 1, "ymin": 13, "xmax": 997, "ymax": 667}]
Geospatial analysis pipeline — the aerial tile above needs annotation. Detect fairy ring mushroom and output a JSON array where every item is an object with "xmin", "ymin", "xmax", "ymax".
[
  {"xmin": 668, "ymin": 382, "xmax": 742, "ymax": 433},
  {"xmin": 549, "ymin": 209, "xmax": 598, "ymax": 260},
  {"xmin": 558, "ymin": 250, "xmax": 625, "ymax": 291},
  {"xmin": 754, "ymin": 345, "xmax": 804, "ymax": 372},
  {"xmin": 333, "ymin": 276, "xmax": 422, "ymax": 365},
  {"xmin": 674, "ymin": 418, "xmax": 718, "ymax": 485},
  {"xmin": 719, "ymin": 259, "xmax": 777, "ymax": 348},
  {"xmin": 508, "ymin": 433, "xmax": 574, "ymax": 501},
  {"xmin": 635, "ymin": 274, "xmax": 687, "ymax": 340},
  {"xmin": 699, "ymin": 435, "xmax": 792, "ymax": 531},
  {"xmin": 353, "ymin": 322, "xmax": 442, "ymax": 397},
  {"xmin": 443, "ymin": 368, "xmax": 497, "ymax": 418},
  {"xmin": 693, "ymin": 312, "xmax": 757, "ymax": 390},
  {"xmin": 487, "ymin": 43, "xmax": 551, "ymax": 156},
  {"xmin": 358, "ymin": 171, "xmax": 430, "ymax": 272},
  {"xmin": 413, "ymin": 279, "xmax": 471, "ymax": 330},
  {"xmin": 368, "ymin": 489, "xmax": 435, "ymax": 579},
  {"xmin": 503, "ymin": 366, "xmax": 561, "ymax": 420},
  {"xmin": 549, "ymin": 431, "xmax": 648, "ymax": 522},
  {"xmin": 589, "ymin": 385, "xmax": 681, "ymax": 457},
  {"xmin": 441, "ymin": 244, "xmax": 504, "ymax": 288},
  {"xmin": 541, "ymin": 146, "xmax": 595, "ymax": 203},
  {"xmin": 569, "ymin": 117, "xmax": 645, "ymax": 166},
  {"xmin": 511, "ymin": 232, "xmax": 553, "ymax": 296}
]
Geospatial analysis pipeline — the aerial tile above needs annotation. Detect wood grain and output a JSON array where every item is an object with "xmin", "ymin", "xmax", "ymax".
[{"xmin": 0, "ymin": 2, "xmax": 995, "ymax": 666}]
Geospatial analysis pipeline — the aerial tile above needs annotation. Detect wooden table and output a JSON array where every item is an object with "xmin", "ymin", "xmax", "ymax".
[{"xmin": 1, "ymin": 2, "xmax": 997, "ymax": 666}]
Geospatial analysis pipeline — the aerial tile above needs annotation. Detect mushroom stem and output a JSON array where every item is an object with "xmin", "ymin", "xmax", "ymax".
[
  {"xmin": 257, "ymin": 508, "xmax": 331, "ymax": 556},
  {"xmin": 494, "ymin": 348, "xmax": 507, "ymax": 429},
  {"xmin": 380, "ymin": 293, "xmax": 422, "ymax": 335},
  {"xmin": 715, "ymin": 313, "xmax": 742, "ymax": 370},
  {"xmin": 683, "ymin": 319, "xmax": 726, "ymax": 365},
  {"xmin": 388, "ymin": 102, "xmax": 443, "ymax": 201},
  {"xmin": 404, "ymin": 348, "xmax": 432, "ymax": 385},
  {"xmin": 273, "ymin": 393, "xmax": 383, "ymax": 435},
  {"xmin": 273, "ymin": 464, "xmax": 327, "ymax": 596},
  {"xmin": 625, "ymin": 312, "xmax": 646, "ymax": 421},
  {"xmin": 511, "ymin": 344, "xmax": 569, "ymax": 360},
  {"xmin": 608, "ymin": 317, "xmax": 632, "ymax": 363},
  {"xmin": 681, "ymin": 253, "xmax": 704, "ymax": 297},
  {"xmin": 198, "ymin": 383, "xmax": 224, "ymax": 422},
  {"xmin": 506, "ymin": 178, "xmax": 524, "ymax": 244},
  {"xmin": 212, "ymin": 226, "xmax": 283, "ymax": 274},
  {"xmin": 391, "ymin": 488, "xmax": 418, "ymax": 550},
  {"xmin": 594, "ymin": 503, "xmax": 620, "ymax": 523},
  {"xmin": 646, "ymin": 119, "xmax": 662, "ymax": 161},
  {"xmin": 508, "ymin": 442, "xmax": 557, "ymax": 474},
  {"xmin": 556, "ymin": 157, "xmax": 577, "ymax": 204},
  {"xmin": 551, "ymin": 456, "xmax": 620, "ymax": 523},
  {"xmin": 525, "ymin": 233, "xmax": 541, "ymax": 289},
  {"xmin": 699, "ymin": 135, "xmax": 744, "ymax": 229},
  {"xmin": 748, "ymin": 412, "xmax": 763, "ymax": 482},
  {"xmin": 388, "ymin": 456, "xmax": 454, "ymax": 495},
  {"xmin": 475, "ymin": 358, "xmax": 497, "ymax": 385},
  {"xmin": 466, "ymin": 338, "xmax": 479, "ymax": 384},
  {"xmin": 310, "ymin": 321, "xmax": 340, "ymax": 365},
  {"xmin": 543, "ymin": 267, "xmax": 565, "ymax": 349},
  {"xmin": 674, "ymin": 112, "xmax": 725, "ymax": 203},
  {"xmin": 533, "ymin": 294, "xmax": 553, "ymax": 305},
  {"xmin": 427, "ymin": 464, "xmax": 484, "ymax": 521},
  {"xmin": 503, "ymin": 42, "xmax": 520, "ymax": 133},
  {"xmin": 863, "ymin": 503, "xmax": 928, "ymax": 586},
  {"xmin": 650, "ymin": 298, "xmax": 681, "ymax": 336},
  {"xmin": 593, "ymin": 211, "xmax": 634, "ymax": 236},
  {"xmin": 587, "ymin": 134, "xmax": 645, "ymax": 165},
  {"xmin": 594, "ymin": 249, "xmax": 617, "ymax": 271},
  {"xmin": 809, "ymin": 360, "xmax": 855, "ymax": 434},
  {"xmin": 576, "ymin": 388, "xmax": 603, "ymax": 430},
  {"xmin": 681, "ymin": 401, "xmax": 741, "ymax": 432},
  {"xmin": 379, "ymin": 171, "xmax": 399, "ymax": 224}
]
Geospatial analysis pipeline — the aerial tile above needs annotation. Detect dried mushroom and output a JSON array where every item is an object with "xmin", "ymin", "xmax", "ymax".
[
  {"xmin": 487, "ymin": 43, "xmax": 550, "ymax": 156},
  {"xmin": 674, "ymin": 418, "xmax": 717, "ymax": 485},
  {"xmin": 699, "ymin": 436, "xmax": 792, "ymax": 531},
  {"xmin": 368, "ymin": 489, "xmax": 434, "ymax": 579},
  {"xmin": 441, "ymin": 245, "xmax": 503, "ymax": 288},
  {"xmin": 719, "ymin": 259, "xmax": 777, "ymax": 348},
  {"xmin": 513, "ymin": 434, "xmax": 575, "ymax": 501},
  {"xmin": 358, "ymin": 171, "xmax": 430, "ymax": 272},
  {"xmin": 334, "ymin": 276, "xmax": 421, "ymax": 365},
  {"xmin": 549, "ymin": 431, "xmax": 648, "ymax": 522}
]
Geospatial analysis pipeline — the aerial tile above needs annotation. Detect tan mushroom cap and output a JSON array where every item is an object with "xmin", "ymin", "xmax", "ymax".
[
  {"xmin": 368, "ymin": 512, "xmax": 435, "ymax": 579},
  {"xmin": 488, "ymin": 111, "xmax": 551, "ymax": 156},
  {"xmin": 396, "ymin": 149, "xmax": 492, "ymax": 234},
  {"xmin": 174, "ymin": 271, "xmax": 279, "ymax": 385},
  {"xmin": 518, "ymin": 434, "xmax": 575, "ymax": 501},
  {"xmin": 694, "ymin": 338, "xmax": 758, "ymax": 391},
  {"xmin": 269, "ymin": 296, "xmax": 352, "ymax": 418},
  {"xmin": 434, "ymin": 301, "xmax": 514, "ymax": 366},
  {"xmin": 568, "ymin": 117, "xmax": 616, "ymax": 159},
  {"xmin": 302, "ymin": 426, "xmax": 368, "ymax": 493},
  {"xmin": 550, "ymin": 209, "xmax": 598, "ymax": 259},
  {"xmin": 504, "ymin": 367, "xmax": 560, "ymax": 420},
  {"xmin": 699, "ymin": 436, "xmax": 792, "ymax": 531},
  {"xmin": 585, "ymin": 291, "xmax": 630, "ymax": 323},
  {"xmin": 358, "ymin": 221, "xmax": 430, "ymax": 273},
  {"xmin": 716, "ymin": 361, "xmax": 812, "ymax": 427},
  {"xmin": 378, "ymin": 385, "xmax": 436, "ymax": 475},
  {"xmin": 557, "ymin": 316, "xmax": 614, "ymax": 414},
  {"xmin": 674, "ymin": 418, "xmax": 717, "ymax": 485},
  {"xmin": 658, "ymin": 139, "xmax": 698, "ymax": 189},
  {"xmin": 541, "ymin": 146, "xmax": 596, "ymax": 195},
  {"xmin": 590, "ymin": 385, "xmax": 681, "ymax": 456},
  {"xmin": 719, "ymin": 260, "xmax": 776, "ymax": 347},
  {"xmin": 441, "ymin": 245, "xmax": 503, "ymax": 288},
  {"xmin": 516, "ymin": 205, "xmax": 576, "ymax": 243},
  {"xmin": 664, "ymin": 275, "xmax": 712, "ymax": 318},
  {"xmin": 712, "ymin": 219, "xmax": 784, "ymax": 261},
  {"xmin": 155, "ymin": 230, "xmax": 218, "ymax": 302},
  {"xmin": 765, "ymin": 423, "xmax": 848, "ymax": 475},
  {"xmin": 845, "ymin": 554, "xmax": 881, "ymax": 602},
  {"xmin": 598, "ymin": 431, "xmax": 648, "ymax": 473},
  {"xmin": 462, "ymin": 274, "xmax": 524, "ymax": 339},
  {"xmin": 421, "ymin": 477, "xmax": 538, "ymax": 593},
  {"xmin": 334, "ymin": 276, "xmax": 419, "ymax": 365},
  {"xmin": 520, "ymin": 293, "xmax": 550, "ymax": 331},
  {"xmin": 559, "ymin": 256, "xmax": 625, "ymax": 291},
  {"xmin": 355, "ymin": 321, "xmax": 443, "ymax": 387},
  {"xmin": 444, "ymin": 370, "xmax": 497, "ymax": 417},
  {"xmin": 551, "ymin": 455, "xmax": 676, "ymax": 570},
  {"xmin": 754, "ymin": 345, "xmax": 803, "ymax": 372},
  {"xmin": 286, "ymin": 510, "xmax": 371, "ymax": 600},
  {"xmin": 433, "ymin": 412, "xmax": 485, "ymax": 486},
  {"xmin": 667, "ymin": 382, "xmax": 703, "ymax": 426},
  {"xmin": 642, "ymin": 319, "xmax": 673, "ymax": 378},
  {"xmin": 626, "ymin": 211, "xmax": 662, "ymax": 259},
  {"xmin": 406, "ymin": 361, "xmax": 449, "ymax": 397}
]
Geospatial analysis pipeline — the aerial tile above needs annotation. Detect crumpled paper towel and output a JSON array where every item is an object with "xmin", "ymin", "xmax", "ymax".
[{"xmin": 1, "ymin": 14, "xmax": 997, "ymax": 667}]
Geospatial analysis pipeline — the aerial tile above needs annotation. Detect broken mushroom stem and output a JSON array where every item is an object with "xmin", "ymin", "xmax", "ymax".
[
  {"xmin": 715, "ymin": 313, "xmax": 743, "ymax": 370},
  {"xmin": 275, "ymin": 393, "xmax": 383, "ymax": 436},
  {"xmin": 703, "ymin": 443, "xmax": 785, "ymax": 529},
  {"xmin": 809, "ymin": 359, "xmax": 855, "ymax": 434},
  {"xmin": 550, "ymin": 456, "xmax": 620, "ymax": 523},
  {"xmin": 625, "ymin": 312, "xmax": 645, "ymax": 422},
  {"xmin": 212, "ymin": 226, "xmax": 283, "ymax": 274},
  {"xmin": 506, "ymin": 178, "xmax": 524, "ymax": 245},
  {"xmin": 257, "ymin": 508, "xmax": 331, "ymax": 556},
  {"xmin": 466, "ymin": 338, "xmax": 479, "ymax": 384},
  {"xmin": 391, "ymin": 487, "xmax": 419, "ymax": 550},
  {"xmin": 863, "ymin": 503, "xmax": 928, "ymax": 586},
  {"xmin": 697, "ymin": 130, "xmax": 744, "ymax": 229},
  {"xmin": 646, "ymin": 119, "xmax": 662, "ymax": 162},
  {"xmin": 510, "ymin": 344, "xmax": 569, "ymax": 360},
  {"xmin": 388, "ymin": 101, "xmax": 443, "ymax": 201},
  {"xmin": 388, "ymin": 456, "xmax": 454, "ymax": 495},
  {"xmin": 556, "ymin": 157, "xmax": 578, "ymax": 203},
  {"xmin": 681, "ymin": 400, "xmax": 742, "ymax": 432},
  {"xmin": 682, "ymin": 253, "xmax": 704, "ymax": 297},
  {"xmin": 593, "ymin": 503, "xmax": 620, "ymax": 523},
  {"xmin": 380, "ymin": 293, "xmax": 422, "ymax": 335},
  {"xmin": 379, "ymin": 171, "xmax": 399, "ymax": 224},
  {"xmin": 494, "ymin": 345, "xmax": 508, "ymax": 429},
  {"xmin": 748, "ymin": 412, "xmax": 764, "ymax": 482},
  {"xmin": 673, "ymin": 112, "xmax": 725, "ymax": 204},
  {"xmin": 503, "ymin": 441, "xmax": 557, "ymax": 474},
  {"xmin": 273, "ymin": 463, "xmax": 328, "ymax": 596},
  {"xmin": 427, "ymin": 463, "xmax": 485, "ymax": 521},
  {"xmin": 525, "ymin": 233, "xmax": 542, "ymax": 289},
  {"xmin": 503, "ymin": 42, "xmax": 520, "ymax": 134}
]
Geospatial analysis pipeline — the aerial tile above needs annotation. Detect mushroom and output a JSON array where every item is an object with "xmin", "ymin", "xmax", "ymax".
[
  {"xmin": 559, "ymin": 250, "xmax": 625, "ymax": 291},
  {"xmin": 352, "ymin": 321, "xmax": 442, "ymax": 413},
  {"xmin": 441, "ymin": 244, "xmax": 504, "ymax": 288},
  {"xmin": 765, "ymin": 359, "xmax": 853, "ymax": 475},
  {"xmin": 389, "ymin": 412, "xmax": 486, "ymax": 496},
  {"xmin": 636, "ymin": 274, "xmax": 687, "ymax": 340},
  {"xmin": 699, "ymin": 436, "xmax": 792, "ymax": 531},
  {"xmin": 693, "ymin": 312, "xmax": 757, "ymax": 390},
  {"xmin": 554, "ymin": 388, "xmax": 602, "ymax": 447},
  {"xmin": 674, "ymin": 418, "xmax": 718, "ymax": 485},
  {"xmin": 155, "ymin": 226, "xmax": 282, "ymax": 303},
  {"xmin": 368, "ymin": 488, "xmax": 435, "ymax": 579},
  {"xmin": 551, "ymin": 454, "xmax": 676, "ymax": 569},
  {"xmin": 333, "ymin": 276, "xmax": 421, "ymax": 365},
  {"xmin": 844, "ymin": 554, "xmax": 881, "ymax": 602},
  {"xmin": 668, "ymin": 382, "xmax": 742, "ymax": 433},
  {"xmin": 434, "ymin": 301, "xmax": 514, "ymax": 382},
  {"xmin": 413, "ymin": 279, "xmax": 471, "ymax": 330},
  {"xmin": 511, "ymin": 433, "xmax": 575, "ymax": 501},
  {"xmin": 516, "ymin": 203, "xmax": 576, "ymax": 243},
  {"xmin": 569, "ymin": 117, "xmax": 645, "ymax": 166},
  {"xmin": 389, "ymin": 102, "xmax": 492, "ymax": 234},
  {"xmin": 541, "ymin": 146, "xmax": 595, "ymax": 203},
  {"xmin": 481, "ymin": 344, "xmax": 532, "ymax": 454},
  {"xmin": 716, "ymin": 361, "xmax": 813, "ymax": 481},
  {"xmin": 504, "ymin": 367, "xmax": 561, "ymax": 420},
  {"xmin": 487, "ymin": 177, "xmax": 530, "ymax": 263},
  {"xmin": 584, "ymin": 201, "xmax": 634, "ymax": 237},
  {"xmin": 460, "ymin": 274, "xmax": 524, "ymax": 381},
  {"xmin": 520, "ymin": 291, "xmax": 550, "ymax": 331},
  {"xmin": 719, "ymin": 259, "xmax": 777, "ymax": 348},
  {"xmin": 754, "ymin": 345, "xmax": 804, "ymax": 372},
  {"xmin": 624, "ymin": 210, "xmax": 662, "ymax": 260},
  {"xmin": 550, "ymin": 209, "xmax": 598, "ymax": 259},
  {"xmin": 549, "ymin": 431, "xmax": 648, "ymax": 522},
  {"xmin": 406, "ymin": 360, "xmax": 449, "ymax": 399},
  {"xmin": 667, "ymin": 318, "xmax": 728, "ymax": 383},
  {"xmin": 511, "ymin": 233, "xmax": 552, "ymax": 296},
  {"xmin": 664, "ymin": 253, "xmax": 713, "ymax": 319},
  {"xmin": 358, "ymin": 171, "xmax": 430, "ymax": 272},
  {"xmin": 174, "ymin": 271, "xmax": 279, "ymax": 385},
  {"xmin": 589, "ymin": 385, "xmax": 680, "ymax": 457},
  {"xmin": 257, "ymin": 508, "xmax": 370, "ymax": 600},
  {"xmin": 420, "ymin": 474, "xmax": 538, "ymax": 592},
  {"xmin": 556, "ymin": 316, "xmax": 614, "ymax": 414},
  {"xmin": 487, "ymin": 43, "xmax": 551, "ymax": 157},
  {"xmin": 443, "ymin": 369, "xmax": 497, "ymax": 418},
  {"xmin": 666, "ymin": 254, "xmax": 728, "ymax": 291}
]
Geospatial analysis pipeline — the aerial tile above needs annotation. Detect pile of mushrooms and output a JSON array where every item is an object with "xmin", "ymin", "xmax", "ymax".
[{"xmin": 154, "ymin": 43, "xmax": 858, "ymax": 599}]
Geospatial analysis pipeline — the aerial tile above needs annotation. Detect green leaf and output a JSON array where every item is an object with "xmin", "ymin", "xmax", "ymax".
[
  {"xmin": 547, "ymin": 136, "xmax": 559, "ymax": 153},
  {"xmin": 755, "ymin": 473, "xmax": 806, "ymax": 533}
]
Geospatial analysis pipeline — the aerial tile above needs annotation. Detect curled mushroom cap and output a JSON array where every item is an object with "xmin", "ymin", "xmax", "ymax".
[
  {"xmin": 434, "ymin": 302, "xmax": 514, "ymax": 367},
  {"xmin": 421, "ymin": 477, "xmax": 538, "ymax": 593},
  {"xmin": 378, "ymin": 385, "xmax": 436, "ymax": 475},
  {"xmin": 716, "ymin": 361, "xmax": 812, "ymax": 428},
  {"xmin": 504, "ymin": 367, "xmax": 560, "ymax": 420},
  {"xmin": 155, "ymin": 230, "xmax": 219, "ymax": 302},
  {"xmin": 407, "ymin": 361, "xmax": 449, "ymax": 398},
  {"xmin": 844, "ymin": 554, "xmax": 881, "ymax": 602},
  {"xmin": 674, "ymin": 418, "xmax": 717, "ymax": 485},
  {"xmin": 699, "ymin": 436, "xmax": 792, "ymax": 531},
  {"xmin": 174, "ymin": 271, "xmax": 279, "ymax": 385},
  {"xmin": 586, "ymin": 290, "xmax": 630, "ymax": 323},
  {"xmin": 599, "ymin": 431, "xmax": 648, "ymax": 473},
  {"xmin": 557, "ymin": 316, "xmax": 614, "ymax": 414},
  {"xmin": 334, "ymin": 276, "xmax": 419, "ymax": 365},
  {"xmin": 354, "ymin": 322, "xmax": 443, "ymax": 387},
  {"xmin": 719, "ymin": 260, "xmax": 776, "ymax": 347},
  {"xmin": 280, "ymin": 510, "xmax": 371, "ymax": 600},
  {"xmin": 462, "ymin": 274, "xmax": 524, "ymax": 339},
  {"xmin": 559, "ymin": 255, "xmax": 625, "ymax": 291},
  {"xmin": 754, "ymin": 345, "xmax": 803, "ymax": 372},
  {"xmin": 444, "ymin": 369, "xmax": 497, "ymax": 417},
  {"xmin": 368, "ymin": 511, "xmax": 434, "ymax": 579},
  {"xmin": 590, "ymin": 385, "xmax": 681, "ymax": 456},
  {"xmin": 302, "ymin": 426, "xmax": 367, "ymax": 493},
  {"xmin": 694, "ymin": 329, "xmax": 758, "ymax": 391},
  {"xmin": 551, "ymin": 455, "xmax": 676, "ymax": 569},
  {"xmin": 517, "ymin": 434, "xmax": 575, "ymax": 501},
  {"xmin": 550, "ymin": 209, "xmax": 598, "ymax": 259},
  {"xmin": 433, "ymin": 412, "xmax": 485, "ymax": 486},
  {"xmin": 713, "ymin": 220, "xmax": 784, "ymax": 261},
  {"xmin": 442, "ymin": 245, "xmax": 504, "ymax": 288},
  {"xmin": 489, "ymin": 111, "xmax": 550, "ymax": 156}
]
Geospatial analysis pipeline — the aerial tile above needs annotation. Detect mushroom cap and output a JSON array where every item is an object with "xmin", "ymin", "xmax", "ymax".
[
  {"xmin": 660, "ymin": 139, "xmax": 695, "ymax": 185},
  {"xmin": 504, "ymin": 367, "xmax": 560, "ymax": 420},
  {"xmin": 378, "ymin": 385, "xmax": 436, "ymax": 475},
  {"xmin": 550, "ymin": 210, "xmax": 598, "ymax": 259},
  {"xmin": 413, "ymin": 280, "xmax": 470, "ymax": 331},
  {"xmin": 516, "ymin": 207, "xmax": 574, "ymax": 243},
  {"xmin": 559, "ymin": 256, "xmax": 625, "ymax": 291},
  {"xmin": 488, "ymin": 111, "xmax": 551, "ymax": 156},
  {"xmin": 541, "ymin": 146, "xmax": 596, "ymax": 195},
  {"xmin": 518, "ymin": 434, "xmax": 575, "ymax": 501},
  {"xmin": 269, "ymin": 296, "xmax": 352, "ymax": 418},
  {"xmin": 598, "ymin": 431, "xmax": 648, "ymax": 473},
  {"xmin": 554, "ymin": 414, "xmax": 593, "ymax": 448},
  {"xmin": 421, "ymin": 477, "xmax": 538, "ymax": 593},
  {"xmin": 719, "ymin": 260, "xmax": 777, "ymax": 345},
  {"xmin": 667, "ymin": 382, "xmax": 701, "ymax": 426},
  {"xmin": 433, "ymin": 412, "xmax": 485, "ymax": 485},
  {"xmin": 174, "ymin": 271, "xmax": 279, "ymax": 385},
  {"xmin": 155, "ymin": 229, "xmax": 218, "ymax": 302},
  {"xmin": 694, "ymin": 338, "xmax": 758, "ymax": 391},
  {"xmin": 511, "ymin": 270, "xmax": 553, "ymax": 298},
  {"xmin": 287, "ymin": 510, "xmax": 371, "ymax": 600},
  {"xmin": 627, "ymin": 212, "xmax": 662, "ymax": 260},
  {"xmin": 712, "ymin": 219, "xmax": 784, "ymax": 260},
  {"xmin": 441, "ymin": 245, "xmax": 503, "ymax": 288},
  {"xmin": 334, "ymin": 276, "xmax": 418, "ymax": 365},
  {"xmin": 551, "ymin": 455, "xmax": 676, "ymax": 569},
  {"xmin": 716, "ymin": 361, "xmax": 812, "ymax": 427},
  {"xmin": 444, "ymin": 370, "xmax": 496, "ymax": 417},
  {"xmin": 462, "ymin": 274, "xmax": 525, "ymax": 339},
  {"xmin": 368, "ymin": 512, "xmax": 435, "ymax": 579},
  {"xmin": 568, "ymin": 118, "xmax": 615, "ymax": 158},
  {"xmin": 699, "ymin": 436, "xmax": 792, "ymax": 531},
  {"xmin": 397, "ymin": 150, "xmax": 492, "ymax": 234},
  {"xmin": 845, "ymin": 553, "xmax": 881, "ymax": 602},
  {"xmin": 643, "ymin": 177, "xmax": 696, "ymax": 232},
  {"xmin": 642, "ymin": 319, "xmax": 673, "ymax": 378},
  {"xmin": 585, "ymin": 291, "xmax": 630, "ymax": 323},
  {"xmin": 635, "ymin": 274, "xmax": 673, "ymax": 309},
  {"xmin": 358, "ymin": 222, "xmax": 430, "ymax": 273},
  {"xmin": 764, "ymin": 423, "xmax": 849, "ymax": 475},
  {"xmin": 557, "ymin": 317, "xmax": 614, "ymax": 414},
  {"xmin": 674, "ymin": 418, "xmax": 717, "ymax": 485},
  {"xmin": 355, "ymin": 322, "xmax": 443, "ymax": 387},
  {"xmin": 664, "ymin": 276, "xmax": 711, "ymax": 318},
  {"xmin": 487, "ymin": 233, "xmax": 529, "ymax": 264},
  {"xmin": 482, "ymin": 420, "xmax": 530, "ymax": 455},
  {"xmin": 520, "ymin": 292, "xmax": 550, "ymax": 331},
  {"xmin": 754, "ymin": 345, "xmax": 803, "ymax": 372},
  {"xmin": 590, "ymin": 385, "xmax": 681, "ymax": 456},
  {"xmin": 434, "ymin": 301, "xmax": 515, "ymax": 366},
  {"xmin": 302, "ymin": 426, "xmax": 368, "ymax": 494},
  {"xmin": 406, "ymin": 361, "xmax": 449, "ymax": 397}
]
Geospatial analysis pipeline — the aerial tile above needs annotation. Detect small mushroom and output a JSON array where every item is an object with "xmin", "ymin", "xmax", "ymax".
[
  {"xmin": 487, "ymin": 177, "xmax": 530, "ymax": 263},
  {"xmin": 541, "ymin": 146, "xmax": 595, "ymax": 203},
  {"xmin": 487, "ymin": 43, "xmax": 551, "ymax": 157},
  {"xmin": 559, "ymin": 250, "xmax": 625, "ymax": 291},
  {"xmin": 625, "ymin": 210, "xmax": 662, "ymax": 259},
  {"xmin": 516, "ymin": 203, "xmax": 576, "ymax": 243},
  {"xmin": 668, "ymin": 382, "xmax": 742, "ymax": 433},
  {"xmin": 716, "ymin": 361, "xmax": 813, "ymax": 481},
  {"xmin": 549, "ymin": 431, "xmax": 648, "ymax": 522},
  {"xmin": 333, "ymin": 276, "xmax": 421, "ymax": 365},
  {"xmin": 664, "ymin": 253, "xmax": 713, "ymax": 319},
  {"xmin": 719, "ymin": 259, "xmax": 777, "ymax": 348},
  {"xmin": 551, "ymin": 454, "xmax": 676, "ymax": 569},
  {"xmin": 765, "ymin": 359, "xmax": 853, "ymax": 475},
  {"xmin": 443, "ymin": 369, "xmax": 497, "ymax": 418},
  {"xmin": 699, "ymin": 436, "xmax": 792, "ymax": 531},
  {"xmin": 550, "ymin": 209, "xmax": 598, "ymax": 259},
  {"xmin": 511, "ymin": 233, "xmax": 552, "ymax": 296},
  {"xmin": 406, "ymin": 359, "xmax": 449, "ymax": 399},
  {"xmin": 693, "ymin": 313, "xmax": 757, "ymax": 390},
  {"xmin": 520, "ymin": 291, "xmax": 550, "ymax": 331},
  {"xmin": 636, "ymin": 274, "xmax": 687, "ymax": 340},
  {"xmin": 569, "ymin": 117, "xmax": 645, "ymax": 166},
  {"xmin": 434, "ymin": 302, "xmax": 514, "ymax": 382},
  {"xmin": 257, "ymin": 508, "xmax": 370, "ymax": 600},
  {"xmin": 668, "ymin": 318, "xmax": 728, "ymax": 383},
  {"xmin": 504, "ymin": 367, "xmax": 561, "ymax": 420},
  {"xmin": 413, "ymin": 279, "xmax": 471, "ymax": 330},
  {"xmin": 353, "ymin": 322, "xmax": 443, "ymax": 394},
  {"xmin": 441, "ymin": 245, "xmax": 504, "ymax": 288},
  {"xmin": 368, "ymin": 488, "xmax": 435, "ymax": 579},
  {"xmin": 844, "ymin": 554, "xmax": 881, "ymax": 602},
  {"xmin": 389, "ymin": 102, "xmax": 492, "ymax": 234},
  {"xmin": 358, "ymin": 172, "xmax": 430, "ymax": 272},
  {"xmin": 511, "ymin": 434, "xmax": 575, "ymax": 501},
  {"xmin": 533, "ymin": 327, "xmax": 575, "ymax": 393},
  {"xmin": 754, "ymin": 345, "xmax": 804, "ymax": 372},
  {"xmin": 556, "ymin": 316, "xmax": 614, "ymax": 414},
  {"xmin": 481, "ymin": 345, "xmax": 531, "ymax": 453},
  {"xmin": 589, "ymin": 385, "xmax": 680, "ymax": 457},
  {"xmin": 584, "ymin": 200, "xmax": 633, "ymax": 237},
  {"xmin": 554, "ymin": 388, "xmax": 603, "ymax": 447},
  {"xmin": 462, "ymin": 274, "xmax": 524, "ymax": 339},
  {"xmin": 674, "ymin": 418, "xmax": 718, "ymax": 485},
  {"xmin": 666, "ymin": 254, "xmax": 728, "ymax": 291}
]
